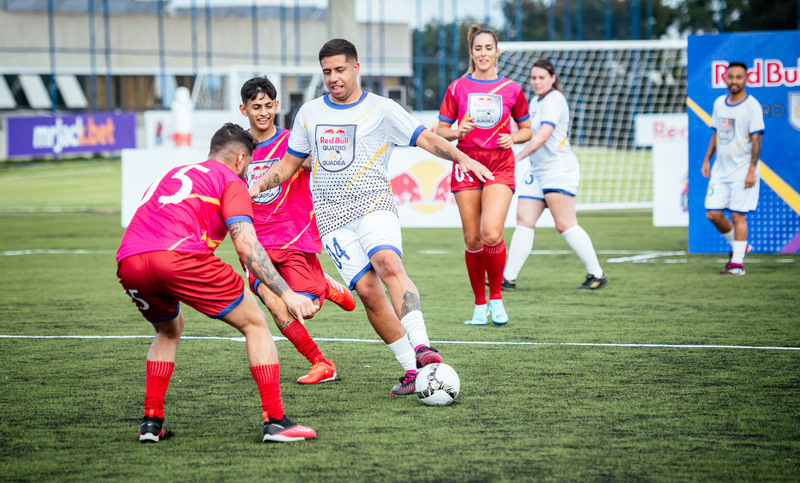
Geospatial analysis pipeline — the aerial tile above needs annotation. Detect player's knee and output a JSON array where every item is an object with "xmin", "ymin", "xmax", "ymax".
[
  {"xmin": 706, "ymin": 210, "xmax": 723, "ymax": 223},
  {"xmin": 555, "ymin": 221, "xmax": 575, "ymax": 234},
  {"xmin": 481, "ymin": 231, "xmax": 503, "ymax": 246}
]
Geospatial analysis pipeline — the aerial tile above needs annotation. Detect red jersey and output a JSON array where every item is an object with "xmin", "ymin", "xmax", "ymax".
[
  {"xmin": 438, "ymin": 74, "xmax": 530, "ymax": 150},
  {"xmin": 247, "ymin": 126, "xmax": 321, "ymax": 253},
  {"xmin": 117, "ymin": 159, "xmax": 253, "ymax": 262}
]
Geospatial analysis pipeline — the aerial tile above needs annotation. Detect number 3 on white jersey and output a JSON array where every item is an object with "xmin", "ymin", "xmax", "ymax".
[{"xmin": 138, "ymin": 164, "xmax": 211, "ymax": 207}]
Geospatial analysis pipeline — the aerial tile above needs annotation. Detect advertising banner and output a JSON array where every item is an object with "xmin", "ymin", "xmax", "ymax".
[
  {"xmin": 687, "ymin": 31, "xmax": 800, "ymax": 253},
  {"xmin": 6, "ymin": 113, "xmax": 136, "ymax": 157}
]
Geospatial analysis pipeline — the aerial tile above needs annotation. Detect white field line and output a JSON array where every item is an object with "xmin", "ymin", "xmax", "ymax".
[
  {"xmin": 2, "ymin": 249, "xmax": 117, "ymax": 256},
  {"xmin": 607, "ymin": 251, "xmax": 687, "ymax": 263},
  {"xmin": 1, "ymin": 334, "xmax": 798, "ymax": 351}
]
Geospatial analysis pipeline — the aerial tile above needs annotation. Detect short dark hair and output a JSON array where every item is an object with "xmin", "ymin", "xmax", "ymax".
[
  {"xmin": 209, "ymin": 122, "xmax": 257, "ymax": 156},
  {"xmin": 319, "ymin": 38, "xmax": 358, "ymax": 64},
  {"xmin": 728, "ymin": 61, "xmax": 748, "ymax": 72},
  {"xmin": 240, "ymin": 76, "xmax": 277, "ymax": 105}
]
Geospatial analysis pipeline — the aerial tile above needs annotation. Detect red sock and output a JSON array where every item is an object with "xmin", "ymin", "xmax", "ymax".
[
  {"xmin": 281, "ymin": 320, "xmax": 326, "ymax": 365},
  {"xmin": 484, "ymin": 240, "xmax": 507, "ymax": 300},
  {"xmin": 250, "ymin": 364, "xmax": 284, "ymax": 422},
  {"xmin": 144, "ymin": 360, "xmax": 174, "ymax": 419},
  {"xmin": 465, "ymin": 245, "xmax": 487, "ymax": 305}
]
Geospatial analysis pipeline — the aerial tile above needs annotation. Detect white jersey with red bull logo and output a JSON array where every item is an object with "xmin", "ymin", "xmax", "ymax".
[
  {"xmin": 527, "ymin": 89, "xmax": 578, "ymax": 177},
  {"xmin": 287, "ymin": 91, "xmax": 426, "ymax": 237},
  {"xmin": 710, "ymin": 94, "xmax": 765, "ymax": 181}
]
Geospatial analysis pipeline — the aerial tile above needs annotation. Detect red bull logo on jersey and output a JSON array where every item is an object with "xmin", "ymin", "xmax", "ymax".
[
  {"xmin": 712, "ymin": 59, "xmax": 800, "ymax": 88},
  {"xmin": 316, "ymin": 124, "xmax": 356, "ymax": 172},
  {"xmin": 717, "ymin": 118, "xmax": 735, "ymax": 144},
  {"xmin": 247, "ymin": 159, "xmax": 281, "ymax": 204},
  {"xmin": 467, "ymin": 93, "xmax": 502, "ymax": 129},
  {"xmin": 390, "ymin": 160, "xmax": 455, "ymax": 213}
]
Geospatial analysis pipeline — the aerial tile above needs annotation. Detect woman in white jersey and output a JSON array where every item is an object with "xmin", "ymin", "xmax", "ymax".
[{"xmin": 503, "ymin": 59, "xmax": 608, "ymax": 291}]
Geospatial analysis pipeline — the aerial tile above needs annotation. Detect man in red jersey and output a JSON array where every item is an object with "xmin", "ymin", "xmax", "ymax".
[
  {"xmin": 117, "ymin": 123, "xmax": 317, "ymax": 443},
  {"xmin": 239, "ymin": 76, "xmax": 356, "ymax": 385}
]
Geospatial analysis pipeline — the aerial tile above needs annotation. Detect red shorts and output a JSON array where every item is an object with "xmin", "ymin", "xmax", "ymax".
[
  {"xmin": 244, "ymin": 249, "xmax": 328, "ymax": 303},
  {"xmin": 450, "ymin": 145, "xmax": 516, "ymax": 193},
  {"xmin": 117, "ymin": 251, "xmax": 245, "ymax": 322}
]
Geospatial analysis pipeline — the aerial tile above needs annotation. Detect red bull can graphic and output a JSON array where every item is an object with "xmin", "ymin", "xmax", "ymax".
[{"xmin": 390, "ymin": 160, "xmax": 455, "ymax": 213}]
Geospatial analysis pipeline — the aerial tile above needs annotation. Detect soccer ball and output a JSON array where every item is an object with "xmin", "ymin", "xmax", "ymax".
[{"xmin": 415, "ymin": 363, "xmax": 460, "ymax": 406}]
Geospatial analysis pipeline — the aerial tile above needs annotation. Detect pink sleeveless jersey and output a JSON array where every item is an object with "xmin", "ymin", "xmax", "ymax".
[
  {"xmin": 117, "ymin": 159, "xmax": 253, "ymax": 262},
  {"xmin": 246, "ymin": 127, "xmax": 321, "ymax": 253},
  {"xmin": 438, "ymin": 74, "xmax": 530, "ymax": 150}
]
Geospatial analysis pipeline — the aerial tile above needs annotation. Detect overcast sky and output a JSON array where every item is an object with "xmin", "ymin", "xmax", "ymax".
[{"xmin": 167, "ymin": 0, "xmax": 506, "ymax": 28}]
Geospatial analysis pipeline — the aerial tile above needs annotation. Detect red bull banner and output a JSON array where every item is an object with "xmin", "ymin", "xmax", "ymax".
[
  {"xmin": 6, "ymin": 113, "xmax": 136, "ymax": 158},
  {"xmin": 687, "ymin": 31, "xmax": 800, "ymax": 253},
  {"xmin": 388, "ymin": 146, "xmax": 521, "ymax": 228}
]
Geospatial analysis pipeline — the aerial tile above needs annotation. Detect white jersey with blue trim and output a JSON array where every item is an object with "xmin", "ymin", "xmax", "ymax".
[
  {"xmin": 287, "ymin": 91, "xmax": 426, "ymax": 237},
  {"xmin": 710, "ymin": 94, "xmax": 765, "ymax": 181},
  {"xmin": 527, "ymin": 89, "xmax": 578, "ymax": 176}
]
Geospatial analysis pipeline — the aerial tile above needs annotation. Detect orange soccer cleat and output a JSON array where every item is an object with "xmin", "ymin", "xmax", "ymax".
[
  {"xmin": 297, "ymin": 359, "xmax": 338, "ymax": 384},
  {"xmin": 324, "ymin": 272, "xmax": 356, "ymax": 311}
]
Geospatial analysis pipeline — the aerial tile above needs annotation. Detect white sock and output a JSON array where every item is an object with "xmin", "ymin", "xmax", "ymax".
[
  {"xmin": 562, "ymin": 225, "xmax": 603, "ymax": 278},
  {"xmin": 503, "ymin": 225, "xmax": 534, "ymax": 281},
  {"xmin": 387, "ymin": 337, "xmax": 416, "ymax": 372},
  {"xmin": 722, "ymin": 229, "xmax": 735, "ymax": 246},
  {"xmin": 400, "ymin": 310, "xmax": 430, "ymax": 349},
  {"xmin": 731, "ymin": 240, "xmax": 747, "ymax": 265}
]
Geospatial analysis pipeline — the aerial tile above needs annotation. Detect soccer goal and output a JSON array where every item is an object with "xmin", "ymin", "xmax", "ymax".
[{"xmin": 498, "ymin": 39, "xmax": 688, "ymax": 210}]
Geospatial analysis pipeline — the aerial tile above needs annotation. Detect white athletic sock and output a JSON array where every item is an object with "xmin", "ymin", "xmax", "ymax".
[
  {"xmin": 562, "ymin": 225, "xmax": 603, "ymax": 278},
  {"xmin": 503, "ymin": 225, "xmax": 534, "ymax": 281},
  {"xmin": 722, "ymin": 229, "xmax": 735, "ymax": 246},
  {"xmin": 400, "ymin": 310, "xmax": 430, "ymax": 349},
  {"xmin": 387, "ymin": 337, "xmax": 416, "ymax": 372},
  {"xmin": 731, "ymin": 240, "xmax": 747, "ymax": 265}
]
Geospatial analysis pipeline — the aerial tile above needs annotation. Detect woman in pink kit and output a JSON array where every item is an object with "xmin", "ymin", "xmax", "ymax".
[{"xmin": 436, "ymin": 25, "xmax": 532, "ymax": 326}]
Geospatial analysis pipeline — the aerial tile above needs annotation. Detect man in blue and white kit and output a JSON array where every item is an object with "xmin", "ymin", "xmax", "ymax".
[
  {"xmin": 702, "ymin": 61, "xmax": 765, "ymax": 276},
  {"xmin": 250, "ymin": 38, "xmax": 493, "ymax": 395}
]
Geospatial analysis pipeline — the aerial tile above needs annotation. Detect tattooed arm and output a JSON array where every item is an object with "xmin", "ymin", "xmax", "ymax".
[
  {"xmin": 414, "ymin": 129, "xmax": 494, "ymax": 183},
  {"xmin": 228, "ymin": 221, "xmax": 317, "ymax": 322},
  {"xmin": 248, "ymin": 153, "xmax": 306, "ymax": 198}
]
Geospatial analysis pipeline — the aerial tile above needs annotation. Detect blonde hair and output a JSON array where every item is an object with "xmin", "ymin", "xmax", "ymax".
[{"xmin": 466, "ymin": 24, "xmax": 499, "ymax": 75}]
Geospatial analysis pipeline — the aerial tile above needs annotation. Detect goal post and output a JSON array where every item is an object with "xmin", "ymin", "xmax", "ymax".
[{"xmin": 498, "ymin": 39, "xmax": 688, "ymax": 210}]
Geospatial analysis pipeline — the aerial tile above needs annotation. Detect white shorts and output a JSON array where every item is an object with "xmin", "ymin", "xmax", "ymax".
[
  {"xmin": 517, "ymin": 165, "xmax": 579, "ymax": 200},
  {"xmin": 321, "ymin": 210, "xmax": 403, "ymax": 289},
  {"xmin": 704, "ymin": 170, "xmax": 760, "ymax": 214}
]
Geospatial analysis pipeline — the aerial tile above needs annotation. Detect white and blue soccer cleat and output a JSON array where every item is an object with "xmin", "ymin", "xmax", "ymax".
[
  {"xmin": 488, "ymin": 299, "xmax": 508, "ymax": 325},
  {"xmin": 464, "ymin": 304, "xmax": 489, "ymax": 325}
]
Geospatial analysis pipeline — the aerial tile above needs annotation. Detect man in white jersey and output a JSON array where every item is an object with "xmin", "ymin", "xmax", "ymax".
[
  {"xmin": 250, "ymin": 38, "xmax": 493, "ymax": 396},
  {"xmin": 702, "ymin": 61, "xmax": 765, "ymax": 276}
]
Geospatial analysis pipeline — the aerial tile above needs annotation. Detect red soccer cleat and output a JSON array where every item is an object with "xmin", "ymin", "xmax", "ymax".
[
  {"xmin": 324, "ymin": 272, "xmax": 356, "ymax": 311},
  {"xmin": 297, "ymin": 359, "xmax": 338, "ymax": 384}
]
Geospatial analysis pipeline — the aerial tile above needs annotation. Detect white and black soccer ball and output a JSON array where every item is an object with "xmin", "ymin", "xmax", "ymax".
[{"xmin": 415, "ymin": 363, "xmax": 460, "ymax": 406}]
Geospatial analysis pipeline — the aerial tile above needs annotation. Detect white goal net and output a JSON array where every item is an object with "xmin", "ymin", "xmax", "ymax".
[{"xmin": 498, "ymin": 39, "xmax": 688, "ymax": 210}]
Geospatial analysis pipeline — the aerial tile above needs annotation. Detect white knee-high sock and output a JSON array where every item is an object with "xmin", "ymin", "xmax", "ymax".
[
  {"xmin": 731, "ymin": 240, "xmax": 747, "ymax": 265},
  {"xmin": 562, "ymin": 225, "xmax": 603, "ymax": 277},
  {"xmin": 503, "ymin": 225, "xmax": 534, "ymax": 281},
  {"xmin": 400, "ymin": 310, "xmax": 430, "ymax": 349},
  {"xmin": 722, "ymin": 229, "xmax": 735, "ymax": 247},
  {"xmin": 387, "ymin": 337, "xmax": 416, "ymax": 372}
]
